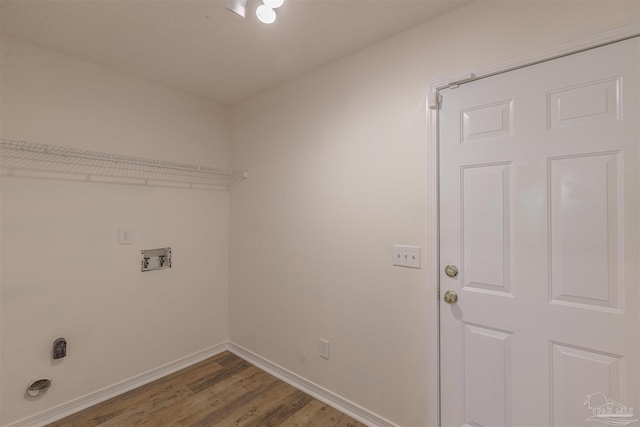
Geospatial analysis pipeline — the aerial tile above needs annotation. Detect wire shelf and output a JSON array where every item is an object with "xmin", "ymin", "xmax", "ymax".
[{"xmin": 0, "ymin": 139, "xmax": 247, "ymax": 190}]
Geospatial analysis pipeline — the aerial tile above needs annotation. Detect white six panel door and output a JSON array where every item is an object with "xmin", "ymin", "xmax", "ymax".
[{"xmin": 439, "ymin": 38, "xmax": 639, "ymax": 427}]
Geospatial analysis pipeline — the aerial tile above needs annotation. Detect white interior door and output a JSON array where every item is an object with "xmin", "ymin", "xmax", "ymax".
[{"xmin": 439, "ymin": 37, "xmax": 639, "ymax": 427}]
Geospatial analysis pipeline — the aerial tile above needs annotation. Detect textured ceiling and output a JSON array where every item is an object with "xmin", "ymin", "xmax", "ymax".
[{"xmin": 0, "ymin": 0, "xmax": 470, "ymax": 105}]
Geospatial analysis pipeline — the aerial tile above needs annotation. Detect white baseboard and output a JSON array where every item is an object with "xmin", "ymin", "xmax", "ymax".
[
  {"xmin": 3, "ymin": 342, "xmax": 229, "ymax": 427},
  {"xmin": 227, "ymin": 342, "xmax": 397, "ymax": 427},
  {"xmin": 4, "ymin": 341, "xmax": 395, "ymax": 427}
]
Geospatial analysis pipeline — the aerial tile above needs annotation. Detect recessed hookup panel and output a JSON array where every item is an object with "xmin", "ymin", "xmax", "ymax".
[
  {"xmin": 141, "ymin": 247, "xmax": 172, "ymax": 272},
  {"xmin": 52, "ymin": 337, "xmax": 67, "ymax": 359}
]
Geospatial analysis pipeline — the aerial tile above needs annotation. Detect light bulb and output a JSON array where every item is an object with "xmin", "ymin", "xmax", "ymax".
[
  {"xmin": 263, "ymin": 0, "xmax": 284, "ymax": 9},
  {"xmin": 256, "ymin": 4, "xmax": 276, "ymax": 24}
]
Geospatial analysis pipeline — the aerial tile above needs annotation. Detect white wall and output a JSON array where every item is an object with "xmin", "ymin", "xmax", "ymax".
[
  {"xmin": 2, "ymin": 1, "xmax": 639, "ymax": 425},
  {"xmin": 0, "ymin": 37, "xmax": 230, "ymax": 425},
  {"xmin": 229, "ymin": 1, "xmax": 640, "ymax": 426}
]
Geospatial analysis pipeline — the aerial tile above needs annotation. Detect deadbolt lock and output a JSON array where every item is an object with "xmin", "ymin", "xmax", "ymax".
[
  {"xmin": 444, "ymin": 264, "xmax": 459, "ymax": 278},
  {"xmin": 443, "ymin": 290, "xmax": 458, "ymax": 304}
]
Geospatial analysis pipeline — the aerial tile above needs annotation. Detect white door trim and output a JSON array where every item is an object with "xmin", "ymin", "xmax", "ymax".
[{"xmin": 425, "ymin": 22, "xmax": 640, "ymax": 427}]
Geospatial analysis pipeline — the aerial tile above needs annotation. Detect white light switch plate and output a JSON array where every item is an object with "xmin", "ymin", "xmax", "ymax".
[
  {"xmin": 392, "ymin": 245, "xmax": 421, "ymax": 268},
  {"xmin": 119, "ymin": 229, "xmax": 133, "ymax": 245}
]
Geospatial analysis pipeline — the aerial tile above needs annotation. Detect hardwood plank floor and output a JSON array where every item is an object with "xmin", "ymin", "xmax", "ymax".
[{"xmin": 47, "ymin": 351, "xmax": 367, "ymax": 427}]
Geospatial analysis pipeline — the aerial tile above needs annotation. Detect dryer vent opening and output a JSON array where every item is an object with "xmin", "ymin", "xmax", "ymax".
[{"xmin": 26, "ymin": 377, "xmax": 52, "ymax": 397}]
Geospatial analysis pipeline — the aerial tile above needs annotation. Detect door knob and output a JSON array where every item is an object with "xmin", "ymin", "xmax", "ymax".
[
  {"xmin": 443, "ymin": 290, "xmax": 458, "ymax": 304},
  {"xmin": 444, "ymin": 264, "xmax": 459, "ymax": 278}
]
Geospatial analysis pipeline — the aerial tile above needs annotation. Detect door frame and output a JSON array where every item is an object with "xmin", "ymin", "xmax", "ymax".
[{"xmin": 425, "ymin": 23, "xmax": 640, "ymax": 427}]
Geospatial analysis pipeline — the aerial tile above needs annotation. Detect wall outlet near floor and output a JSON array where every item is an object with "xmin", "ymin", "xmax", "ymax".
[
  {"xmin": 392, "ymin": 244, "xmax": 421, "ymax": 268},
  {"xmin": 119, "ymin": 229, "xmax": 133, "ymax": 245},
  {"xmin": 319, "ymin": 339, "xmax": 330, "ymax": 360}
]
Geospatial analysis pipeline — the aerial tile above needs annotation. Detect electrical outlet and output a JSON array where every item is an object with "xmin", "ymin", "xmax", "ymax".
[
  {"xmin": 319, "ymin": 339, "xmax": 330, "ymax": 360},
  {"xmin": 392, "ymin": 245, "xmax": 421, "ymax": 268},
  {"xmin": 119, "ymin": 229, "xmax": 133, "ymax": 245}
]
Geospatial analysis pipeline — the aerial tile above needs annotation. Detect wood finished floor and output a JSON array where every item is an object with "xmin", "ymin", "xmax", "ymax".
[{"xmin": 47, "ymin": 351, "xmax": 367, "ymax": 427}]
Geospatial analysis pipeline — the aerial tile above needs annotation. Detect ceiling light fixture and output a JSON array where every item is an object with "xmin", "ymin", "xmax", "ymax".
[
  {"xmin": 262, "ymin": 0, "xmax": 284, "ymax": 9},
  {"xmin": 226, "ymin": 0, "xmax": 248, "ymax": 18},
  {"xmin": 257, "ymin": 0, "xmax": 284, "ymax": 24},
  {"xmin": 256, "ymin": 4, "xmax": 277, "ymax": 24},
  {"xmin": 227, "ymin": 0, "xmax": 284, "ymax": 25}
]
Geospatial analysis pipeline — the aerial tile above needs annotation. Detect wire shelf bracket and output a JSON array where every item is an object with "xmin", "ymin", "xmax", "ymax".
[{"xmin": 0, "ymin": 139, "xmax": 248, "ymax": 191}]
